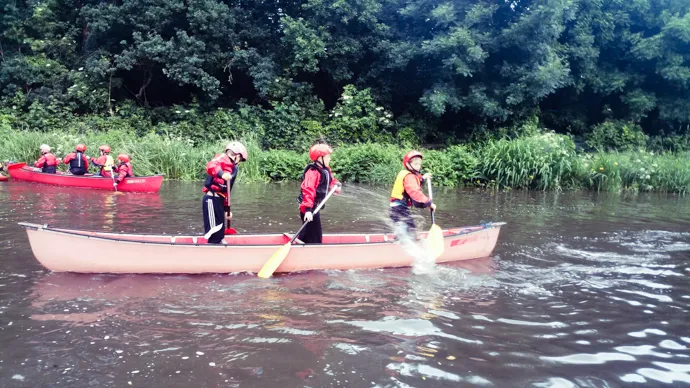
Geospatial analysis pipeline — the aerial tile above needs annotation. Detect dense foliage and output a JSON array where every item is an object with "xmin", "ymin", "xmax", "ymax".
[{"xmin": 1, "ymin": 0, "xmax": 689, "ymax": 148}]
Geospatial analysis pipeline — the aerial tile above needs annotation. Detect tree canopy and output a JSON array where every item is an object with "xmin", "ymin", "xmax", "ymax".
[{"xmin": 1, "ymin": 0, "xmax": 689, "ymax": 144}]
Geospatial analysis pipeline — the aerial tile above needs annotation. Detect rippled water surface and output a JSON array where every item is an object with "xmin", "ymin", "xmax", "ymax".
[{"xmin": 0, "ymin": 181, "xmax": 689, "ymax": 387}]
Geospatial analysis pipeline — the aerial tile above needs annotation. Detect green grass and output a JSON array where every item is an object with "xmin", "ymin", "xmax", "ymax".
[{"xmin": 2, "ymin": 125, "xmax": 689, "ymax": 194}]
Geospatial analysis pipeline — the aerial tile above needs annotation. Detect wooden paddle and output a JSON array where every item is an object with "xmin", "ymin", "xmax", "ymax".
[
  {"xmin": 225, "ymin": 182, "xmax": 237, "ymax": 235},
  {"xmin": 258, "ymin": 183, "xmax": 341, "ymax": 278},
  {"xmin": 426, "ymin": 178, "xmax": 445, "ymax": 259},
  {"xmin": 107, "ymin": 162, "xmax": 124, "ymax": 195}
]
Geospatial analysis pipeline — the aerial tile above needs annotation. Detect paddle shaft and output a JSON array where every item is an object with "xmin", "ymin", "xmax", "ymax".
[
  {"xmin": 426, "ymin": 178, "xmax": 435, "ymax": 224},
  {"xmin": 289, "ymin": 183, "xmax": 340, "ymax": 244},
  {"xmin": 110, "ymin": 169, "xmax": 118, "ymax": 192},
  {"xmin": 226, "ymin": 182, "xmax": 231, "ymax": 229}
]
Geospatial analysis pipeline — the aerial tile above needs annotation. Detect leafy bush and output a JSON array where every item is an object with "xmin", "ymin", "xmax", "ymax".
[
  {"xmin": 586, "ymin": 120, "xmax": 648, "ymax": 152},
  {"xmin": 477, "ymin": 132, "xmax": 578, "ymax": 190},
  {"xmin": 331, "ymin": 143, "xmax": 401, "ymax": 184}
]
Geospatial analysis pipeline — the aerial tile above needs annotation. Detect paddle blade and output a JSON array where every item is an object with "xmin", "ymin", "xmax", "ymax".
[
  {"xmin": 225, "ymin": 227, "xmax": 237, "ymax": 235},
  {"xmin": 428, "ymin": 224, "xmax": 445, "ymax": 259},
  {"xmin": 257, "ymin": 242, "xmax": 292, "ymax": 278}
]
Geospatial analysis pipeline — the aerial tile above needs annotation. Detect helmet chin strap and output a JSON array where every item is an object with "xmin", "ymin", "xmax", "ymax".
[{"xmin": 406, "ymin": 162, "xmax": 420, "ymax": 173}]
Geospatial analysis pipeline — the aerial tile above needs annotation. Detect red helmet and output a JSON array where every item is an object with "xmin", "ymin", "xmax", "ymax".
[
  {"xmin": 117, "ymin": 153, "xmax": 130, "ymax": 163},
  {"xmin": 75, "ymin": 144, "xmax": 87, "ymax": 152},
  {"xmin": 403, "ymin": 150, "xmax": 423, "ymax": 167},
  {"xmin": 99, "ymin": 145, "xmax": 111, "ymax": 153},
  {"xmin": 309, "ymin": 143, "xmax": 333, "ymax": 161},
  {"xmin": 225, "ymin": 141, "xmax": 248, "ymax": 161}
]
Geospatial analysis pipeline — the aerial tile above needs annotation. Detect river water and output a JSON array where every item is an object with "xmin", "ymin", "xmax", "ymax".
[{"xmin": 0, "ymin": 181, "xmax": 688, "ymax": 387}]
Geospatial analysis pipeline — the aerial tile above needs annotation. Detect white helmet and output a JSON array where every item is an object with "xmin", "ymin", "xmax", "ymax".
[
  {"xmin": 40, "ymin": 144, "xmax": 51, "ymax": 153},
  {"xmin": 225, "ymin": 141, "xmax": 248, "ymax": 161}
]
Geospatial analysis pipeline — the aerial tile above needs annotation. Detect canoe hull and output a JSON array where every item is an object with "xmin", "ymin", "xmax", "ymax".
[
  {"xmin": 20, "ymin": 223, "xmax": 505, "ymax": 274},
  {"xmin": 0, "ymin": 174, "xmax": 7, "ymax": 182},
  {"xmin": 8, "ymin": 166, "xmax": 163, "ymax": 193}
]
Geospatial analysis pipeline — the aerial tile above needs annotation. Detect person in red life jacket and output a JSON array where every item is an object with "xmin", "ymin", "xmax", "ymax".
[
  {"xmin": 112, "ymin": 153, "xmax": 133, "ymax": 187},
  {"xmin": 63, "ymin": 144, "xmax": 90, "ymax": 175},
  {"xmin": 91, "ymin": 145, "xmax": 115, "ymax": 177},
  {"xmin": 297, "ymin": 143, "xmax": 342, "ymax": 244},
  {"xmin": 202, "ymin": 141, "xmax": 248, "ymax": 244},
  {"xmin": 389, "ymin": 150, "xmax": 437, "ymax": 236},
  {"xmin": 34, "ymin": 144, "xmax": 59, "ymax": 173}
]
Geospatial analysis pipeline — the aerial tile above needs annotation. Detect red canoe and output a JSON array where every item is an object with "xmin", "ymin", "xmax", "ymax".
[
  {"xmin": 7, "ymin": 164, "xmax": 163, "ymax": 193},
  {"xmin": 19, "ymin": 222, "xmax": 506, "ymax": 274},
  {"xmin": 0, "ymin": 174, "xmax": 8, "ymax": 182}
]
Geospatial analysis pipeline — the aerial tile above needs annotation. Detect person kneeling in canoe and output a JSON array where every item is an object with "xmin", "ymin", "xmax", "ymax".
[
  {"xmin": 202, "ymin": 142, "xmax": 248, "ymax": 244},
  {"xmin": 112, "ymin": 153, "xmax": 133, "ymax": 188},
  {"xmin": 34, "ymin": 144, "xmax": 59, "ymax": 173},
  {"xmin": 389, "ymin": 150, "xmax": 436, "ymax": 236},
  {"xmin": 91, "ymin": 145, "xmax": 115, "ymax": 177},
  {"xmin": 63, "ymin": 144, "xmax": 89, "ymax": 175},
  {"xmin": 297, "ymin": 143, "xmax": 341, "ymax": 244}
]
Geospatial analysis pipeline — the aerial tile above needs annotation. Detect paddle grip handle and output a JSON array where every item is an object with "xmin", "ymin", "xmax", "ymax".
[{"xmin": 291, "ymin": 183, "xmax": 340, "ymax": 244}]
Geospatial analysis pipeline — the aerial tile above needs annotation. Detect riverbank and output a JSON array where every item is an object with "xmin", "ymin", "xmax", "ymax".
[{"xmin": 1, "ymin": 126, "xmax": 688, "ymax": 194}]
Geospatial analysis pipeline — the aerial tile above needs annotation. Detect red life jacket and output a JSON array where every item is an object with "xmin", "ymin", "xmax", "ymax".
[
  {"xmin": 202, "ymin": 154, "xmax": 236, "ymax": 194},
  {"xmin": 115, "ymin": 162, "xmax": 133, "ymax": 182},
  {"xmin": 35, "ymin": 153, "xmax": 58, "ymax": 173},
  {"xmin": 298, "ymin": 163, "xmax": 335, "ymax": 212}
]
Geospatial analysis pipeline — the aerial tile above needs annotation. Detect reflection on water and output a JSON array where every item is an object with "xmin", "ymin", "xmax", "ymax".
[{"xmin": 0, "ymin": 181, "xmax": 689, "ymax": 386}]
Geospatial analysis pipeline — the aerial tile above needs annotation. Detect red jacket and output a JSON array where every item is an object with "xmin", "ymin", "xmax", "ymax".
[
  {"xmin": 299, "ymin": 164, "xmax": 340, "ymax": 213},
  {"xmin": 114, "ymin": 162, "xmax": 133, "ymax": 183},
  {"xmin": 402, "ymin": 172, "xmax": 430, "ymax": 207},
  {"xmin": 202, "ymin": 153, "xmax": 236, "ymax": 207},
  {"xmin": 35, "ymin": 153, "xmax": 59, "ymax": 168}
]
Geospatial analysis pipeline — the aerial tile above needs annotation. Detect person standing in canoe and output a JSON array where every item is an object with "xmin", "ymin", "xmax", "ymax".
[
  {"xmin": 63, "ymin": 144, "xmax": 89, "ymax": 175},
  {"xmin": 202, "ymin": 142, "xmax": 248, "ymax": 244},
  {"xmin": 112, "ymin": 154, "xmax": 133, "ymax": 187},
  {"xmin": 91, "ymin": 145, "xmax": 115, "ymax": 177},
  {"xmin": 34, "ymin": 144, "xmax": 59, "ymax": 173},
  {"xmin": 297, "ymin": 143, "xmax": 341, "ymax": 244},
  {"xmin": 389, "ymin": 150, "xmax": 436, "ymax": 236}
]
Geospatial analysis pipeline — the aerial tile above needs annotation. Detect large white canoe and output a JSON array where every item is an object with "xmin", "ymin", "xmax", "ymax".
[{"xmin": 19, "ymin": 222, "xmax": 506, "ymax": 275}]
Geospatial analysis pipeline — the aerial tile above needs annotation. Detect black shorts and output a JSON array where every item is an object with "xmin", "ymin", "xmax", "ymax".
[{"xmin": 202, "ymin": 194, "xmax": 226, "ymax": 244}]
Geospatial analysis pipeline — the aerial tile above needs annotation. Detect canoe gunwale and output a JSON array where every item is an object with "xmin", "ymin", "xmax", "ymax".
[
  {"xmin": 8, "ymin": 166, "xmax": 165, "ymax": 192},
  {"xmin": 13, "ymin": 167, "xmax": 164, "ymax": 180},
  {"xmin": 19, "ymin": 221, "xmax": 507, "ymax": 248}
]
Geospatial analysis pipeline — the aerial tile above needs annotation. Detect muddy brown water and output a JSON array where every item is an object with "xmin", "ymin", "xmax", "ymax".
[{"xmin": 0, "ymin": 180, "xmax": 689, "ymax": 387}]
